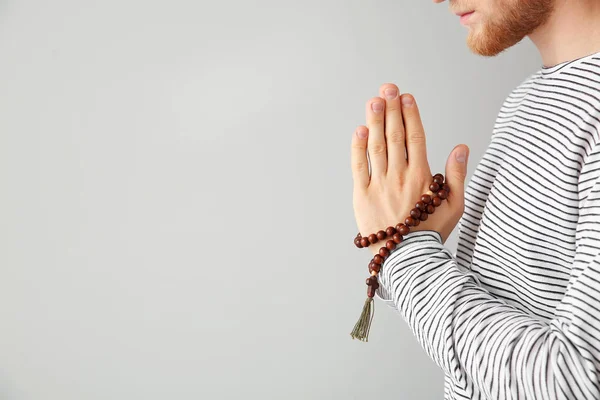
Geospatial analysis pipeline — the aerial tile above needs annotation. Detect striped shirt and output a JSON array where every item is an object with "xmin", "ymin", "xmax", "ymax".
[{"xmin": 375, "ymin": 50, "xmax": 600, "ymax": 399}]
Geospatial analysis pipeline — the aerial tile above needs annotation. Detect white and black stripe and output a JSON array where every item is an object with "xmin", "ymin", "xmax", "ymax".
[{"xmin": 376, "ymin": 50, "xmax": 600, "ymax": 399}]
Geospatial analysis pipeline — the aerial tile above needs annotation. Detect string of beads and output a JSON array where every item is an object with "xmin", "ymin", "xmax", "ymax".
[{"xmin": 350, "ymin": 173, "xmax": 450, "ymax": 342}]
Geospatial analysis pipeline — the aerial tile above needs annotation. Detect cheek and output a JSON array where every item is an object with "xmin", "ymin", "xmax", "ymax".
[
  {"xmin": 479, "ymin": 0, "xmax": 502, "ymax": 20},
  {"xmin": 488, "ymin": 0, "xmax": 517, "ymax": 21}
]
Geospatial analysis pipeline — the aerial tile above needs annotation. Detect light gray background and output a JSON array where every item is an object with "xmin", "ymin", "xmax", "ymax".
[{"xmin": 0, "ymin": 0, "xmax": 542, "ymax": 399}]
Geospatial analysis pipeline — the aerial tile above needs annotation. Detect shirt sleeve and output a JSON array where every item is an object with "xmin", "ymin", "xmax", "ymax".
[{"xmin": 375, "ymin": 176, "xmax": 600, "ymax": 399}]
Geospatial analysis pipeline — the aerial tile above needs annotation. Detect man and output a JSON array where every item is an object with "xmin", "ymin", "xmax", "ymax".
[{"xmin": 350, "ymin": 0, "xmax": 600, "ymax": 398}]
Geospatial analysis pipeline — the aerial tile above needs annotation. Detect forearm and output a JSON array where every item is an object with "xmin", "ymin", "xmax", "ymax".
[{"xmin": 377, "ymin": 230, "xmax": 600, "ymax": 399}]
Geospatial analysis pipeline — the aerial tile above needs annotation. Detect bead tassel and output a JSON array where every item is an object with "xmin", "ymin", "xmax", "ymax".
[
  {"xmin": 350, "ymin": 297, "xmax": 374, "ymax": 342},
  {"xmin": 350, "ymin": 174, "xmax": 450, "ymax": 342}
]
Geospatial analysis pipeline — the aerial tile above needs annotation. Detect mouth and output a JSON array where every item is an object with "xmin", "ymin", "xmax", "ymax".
[
  {"xmin": 455, "ymin": 10, "xmax": 475, "ymax": 17},
  {"xmin": 458, "ymin": 10, "xmax": 475, "ymax": 24}
]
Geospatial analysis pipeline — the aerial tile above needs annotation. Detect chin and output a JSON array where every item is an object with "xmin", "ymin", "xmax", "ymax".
[{"xmin": 466, "ymin": 24, "xmax": 525, "ymax": 57}]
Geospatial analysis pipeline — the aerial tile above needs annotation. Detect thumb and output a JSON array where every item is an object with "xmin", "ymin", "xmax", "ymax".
[{"xmin": 445, "ymin": 144, "xmax": 469, "ymax": 206}]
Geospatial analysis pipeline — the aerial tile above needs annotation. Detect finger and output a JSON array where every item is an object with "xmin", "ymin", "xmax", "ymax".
[
  {"xmin": 445, "ymin": 144, "xmax": 469, "ymax": 208},
  {"xmin": 351, "ymin": 126, "xmax": 370, "ymax": 189},
  {"xmin": 401, "ymin": 94, "xmax": 430, "ymax": 170},
  {"xmin": 366, "ymin": 97, "xmax": 387, "ymax": 180},
  {"xmin": 379, "ymin": 83, "xmax": 408, "ymax": 175}
]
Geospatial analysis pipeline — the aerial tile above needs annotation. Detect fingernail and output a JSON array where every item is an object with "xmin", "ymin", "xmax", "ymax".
[
  {"xmin": 401, "ymin": 95, "xmax": 413, "ymax": 107},
  {"xmin": 384, "ymin": 88, "xmax": 397, "ymax": 99},
  {"xmin": 356, "ymin": 127, "xmax": 368, "ymax": 139},
  {"xmin": 371, "ymin": 102, "xmax": 383, "ymax": 113},
  {"xmin": 456, "ymin": 148, "xmax": 467, "ymax": 163}
]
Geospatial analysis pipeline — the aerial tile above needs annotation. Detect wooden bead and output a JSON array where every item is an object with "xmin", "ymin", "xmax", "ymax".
[
  {"xmin": 396, "ymin": 224, "xmax": 410, "ymax": 235},
  {"xmin": 371, "ymin": 275, "xmax": 379, "ymax": 284},
  {"xmin": 392, "ymin": 233, "xmax": 404, "ymax": 244},
  {"xmin": 410, "ymin": 208, "xmax": 421, "ymax": 219},
  {"xmin": 369, "ymin": 263, "xmax": 381, "ymax": 273},
  {"xmin": 354, "ymin": 173, "xmax": 447, "ymax": 301},
  {"xmin": 367, "ymin": 285, "xmax": 377, "ymax": 298}
]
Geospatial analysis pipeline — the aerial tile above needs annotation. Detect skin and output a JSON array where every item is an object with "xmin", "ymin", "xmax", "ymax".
[
  {"xmin": 351, "ymin": 89, "xmax": 468, "ymax": 256},
  {"xmin": 351, "ymin": 0, "xmax": 600, "ymax": 257},
  {"xmin": 440, "ymin": 0, "xmax": 557, "ymax": 57}
]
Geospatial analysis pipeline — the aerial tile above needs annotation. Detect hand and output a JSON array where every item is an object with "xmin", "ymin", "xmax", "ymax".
[{"xmin": 350, "ymin": 83, "xmax": 470, "ymax": 256}]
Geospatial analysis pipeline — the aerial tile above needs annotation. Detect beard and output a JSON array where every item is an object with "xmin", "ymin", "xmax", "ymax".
[{"xmin": 466, "ymin": 0, "xmax": 557, "ymax": 56}]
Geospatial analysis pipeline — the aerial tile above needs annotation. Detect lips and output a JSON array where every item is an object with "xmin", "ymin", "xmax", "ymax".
[{"xmin": 456, "ymin": 10, "xmax": 474, "ymax": 17}]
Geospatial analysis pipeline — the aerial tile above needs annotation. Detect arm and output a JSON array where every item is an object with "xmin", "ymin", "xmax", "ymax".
[{"xmin": 375, "ymin": 177, "xmax": 600, "ymax": 399}]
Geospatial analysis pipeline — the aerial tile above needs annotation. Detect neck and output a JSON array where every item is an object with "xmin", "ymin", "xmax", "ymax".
[{"xmin": 529, "ymin": 0, "xmax": 600, "ymax": 67}]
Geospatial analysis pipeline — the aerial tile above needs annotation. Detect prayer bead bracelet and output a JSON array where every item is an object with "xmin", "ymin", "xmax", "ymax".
[{"xmin": 350, "ymin": 173, "xmax": 450, "ymax": 342}]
